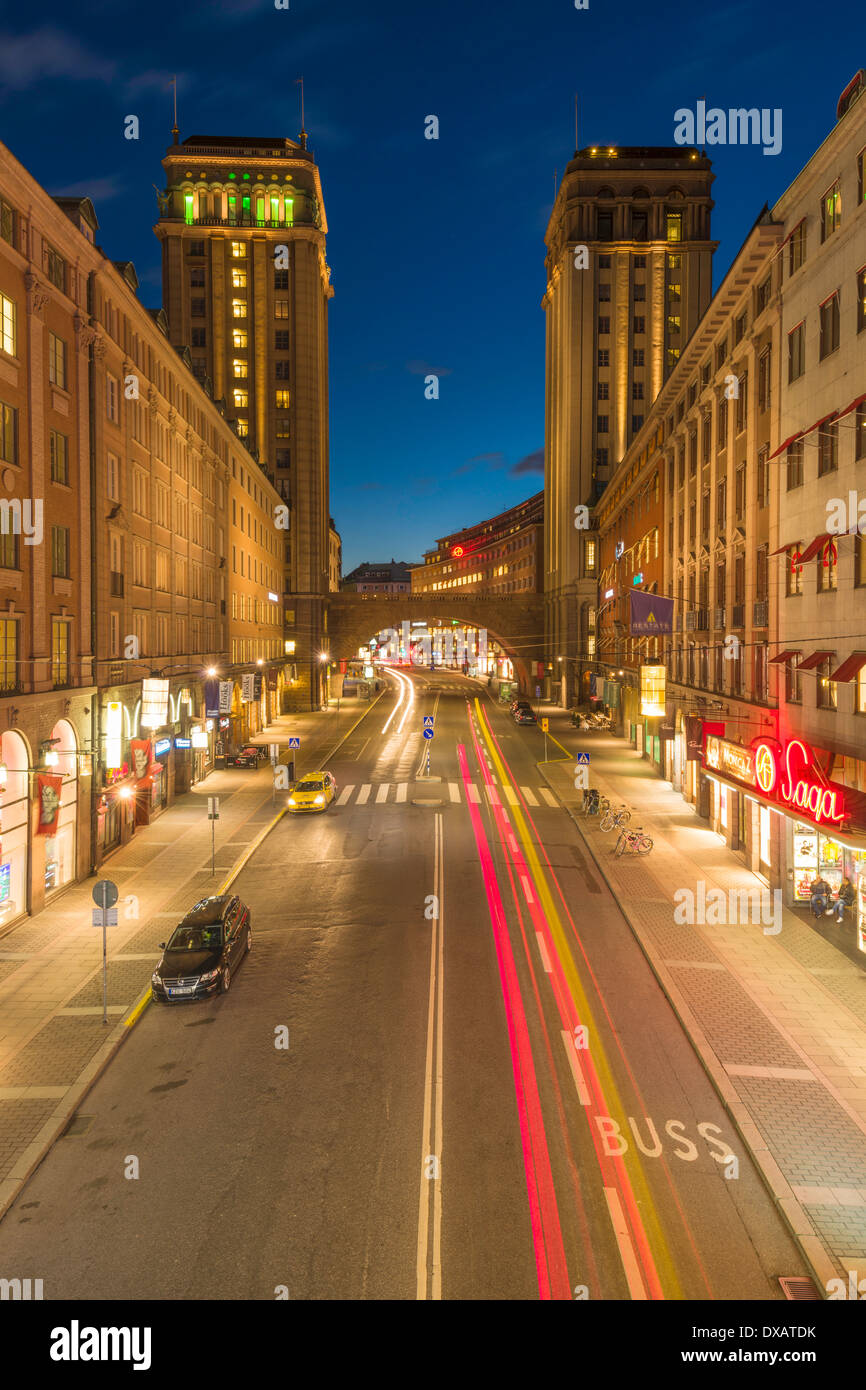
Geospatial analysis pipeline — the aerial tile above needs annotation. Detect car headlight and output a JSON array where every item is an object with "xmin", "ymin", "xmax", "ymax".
[
  {"xmin": 151, "ymin": 971, "xmax": 161, "ymax": 985},
  {"xmin": 288, "ymin": 796, "xmax": 296, "ymax": 806},
  {"xmin": 314, "ymin": 794, "xmax": 325, "ymax": 806},
  {"xmin": 199, "ymin": 968, "xmax": 220, "ymax": 984}
]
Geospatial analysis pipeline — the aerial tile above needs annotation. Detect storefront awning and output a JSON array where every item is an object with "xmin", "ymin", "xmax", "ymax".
[
  {"xmin": 797, "ymin": 649, "xmax": 835, "ymax": 671},
  {"xmin": 829, "ymin": 651, "xmax": 866, "ymax": 683},
  {"xmin": 770, "ymin": 431, "xmax": 805, "ymax": 460},
  {"xmin": 769, "ymin": 408, "xmax": 840, "ymax": 460},
  {"xmin": 769, "ymin": 649, "xmax": 801, "ymax": 664},
  {"xmin": 771, "ymin": 541, "xmax": 796, "ymax": 555},
  {"xmin": 796, "ymin": 533, "xmax": 831, "ymax": 565}
]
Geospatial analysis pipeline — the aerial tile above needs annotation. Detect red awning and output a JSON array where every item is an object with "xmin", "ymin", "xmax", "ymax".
[
  {"xmin": 769, "ymin": 649, "xmax": 801, "ymax": 664},
  {"xmin": 838, "ymin": 391, "xmax": 866, "ymax": 421},
  {"xmin": 797, "ymin": 649, "xmax": 835, "ymax": 671},
  {"xmin": 829, "ymin": 652, "xmax": 866, "ymax": 683},
  {"xmin": 770, "ymin": 430, "xmax": 805, "ymax": 460},
  {"xmin": 796, "ymin": 533, "xmax": 831, "ymax": 565},
  {"xmin": 769, "ymin": 408, "xmax": 841, "ymax": 460},
  {"xmin": 771, "ymin": 541, "xmax": 797, "ymax": 555}
]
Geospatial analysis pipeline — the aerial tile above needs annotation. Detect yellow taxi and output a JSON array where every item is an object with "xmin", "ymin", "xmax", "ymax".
[{"xmin": 287, "ymin": 770, "xmax": 337, "ymax": 813}]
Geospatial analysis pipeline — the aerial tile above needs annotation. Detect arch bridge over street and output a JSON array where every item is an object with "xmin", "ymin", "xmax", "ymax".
[{"xmin": 325, "ymin": 592, "xmax": 544, "ymax": 693}]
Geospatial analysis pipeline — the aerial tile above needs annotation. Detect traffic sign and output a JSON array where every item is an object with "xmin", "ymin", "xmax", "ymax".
[
  {"xmin": 208, "ymin": 796, "xmax": 220, "ymax": 820},
  {"xmin": 423, "ymin": 715, "xmax": 434, "ymax": 728},
  {"xmin": 535, "ymin": 685, "xmax": 541, "ymax": 698},
  {"xmin": 423, "ymin": 728, "xmax": 434, "ymax": 740},
  {"xmin": 92, "ymin": 907, "xmax": 118, "ymax": 927},
  {"xmin": 576, "ymin": 751, "xmax": 591, "ymax": 765},
  {"xmin": 541, "ymin": 717, "xmax": 549, "ymax": 732},
  {"xmin": 92, "ymin": 879, "xmax": 118, "ymax": 910},
  {"xmin": 288, "ymin": 737, "xmax": 300, "ymax": 749}
]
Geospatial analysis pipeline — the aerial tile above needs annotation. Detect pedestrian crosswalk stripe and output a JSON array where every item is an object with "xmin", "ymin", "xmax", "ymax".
[
  {"xmin": 396, "ymin": 783, "xmax": 408, "ymax": 802},
  {"xmin": 539, "ymin": 788, "xmax": 558, "ymax": 808},
  {"xmin": 485, "ymin": 785, "xmax": 500, "ymax": 805},
  {"xmin": 468, "ymin": 784, "xmax": 481, "ymax": 803},
  {"xmin": 449, "ymin": 782, "xmax": 460, "ymax": 802},
  {"xmin": 376, "ymin": 784, "xmax": 389, "ymax": 803},
  {"xmin": 336, "ymin": 785, "xmax": 354, "ymax": 806},
  {"xmin": 328, "ymin": 782, "xmax": 552, "ymax": 807},
  {"xmin": 357, "ymin": 784, "xmax": 371, "ymax": 805},
  {"xmin": 521, "ymin": 787, "xmax": 539, "ymax": 806},
  {"xmin": 504, "ymin": 786, "xmax": 519, "ymax": 806}
]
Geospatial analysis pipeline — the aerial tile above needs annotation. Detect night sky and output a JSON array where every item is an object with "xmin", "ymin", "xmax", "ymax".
[{"xmin": 0, "ymin": 0, "xmax": 857, "ymax": 570}]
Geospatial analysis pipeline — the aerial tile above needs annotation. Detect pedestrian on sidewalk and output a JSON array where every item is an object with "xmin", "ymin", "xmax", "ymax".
[
  {"xmin": 810, "ymin": 875, "xmax": 832, "ymax": 918},
  {"xmin": 834, "ymin": 876, "xmax": 856, "ymax": 923}
]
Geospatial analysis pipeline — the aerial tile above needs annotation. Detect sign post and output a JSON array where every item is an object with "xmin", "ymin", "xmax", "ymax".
[
  {"xmin": 208, "ymin": 796, "xmax": 220, "ymax": 874},
  {"xmin": 92, "ymin": 880, "xmax": 119, "ymax": 1025},
  {"xmin": 423, "ymin": 716, "xmax": 434, "ymax": 778},
  {"xmin": 541, "ymin": 716, "xmax": 549, "ymax": 761}
]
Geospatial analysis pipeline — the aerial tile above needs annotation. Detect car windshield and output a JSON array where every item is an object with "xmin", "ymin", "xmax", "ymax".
[
  {"xmin": 296, "ymin": 780, "xmax": 323, "ymax": 792},
  {"xmin": 168, "ymin": 925, "xmax": 223, "ymax": 951}
]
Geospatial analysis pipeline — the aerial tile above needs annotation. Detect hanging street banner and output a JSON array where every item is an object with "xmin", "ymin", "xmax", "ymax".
[
  {"xmin": 35, "ymin": 773, "xmax": 63, "ymax": 835},
  {"xmin": 219, "ymin": 680, "xmax": 233, "ymax": 713},
  {"xmin": 242, "ymin": 674, "xmax": 255, "ymax": 704},
  {"xmin": 204, "ymin": 679, "xmax": 220, "ymax": 718},
  {"xmin": 630, "ymin": 590, "xmax": 674, "ymax": 635}
]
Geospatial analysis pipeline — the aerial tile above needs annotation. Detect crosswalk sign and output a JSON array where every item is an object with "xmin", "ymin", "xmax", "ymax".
[
  {"xmin": 288, "ymin": 737, "xmax": 300, "ymax": 749},
  {"xmin": 576, "ymin": 751, "xmax": 590, "ymax": 765},
  {"xmin": 423, "ymin": 715, "xmax": 434, "ymax": 728}
]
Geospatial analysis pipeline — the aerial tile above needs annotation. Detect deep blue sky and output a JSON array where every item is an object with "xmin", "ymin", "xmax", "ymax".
[{"xmin": 0, "ymin": 0, "xmax": 858, "ymax": 570}]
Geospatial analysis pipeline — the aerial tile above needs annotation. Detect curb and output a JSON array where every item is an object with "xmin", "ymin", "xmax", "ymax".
[{"xmin": 538, "ymin": 760, "xmax": 837, "ymax": 1299}]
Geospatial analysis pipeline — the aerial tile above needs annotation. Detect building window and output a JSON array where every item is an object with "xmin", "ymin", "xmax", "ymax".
[
  {"xmin": 666, "ymin": 211, "xmax": 682, "ymax": 242},
  {"xmin": 667, "ymin": 252, "xmax": 681, "ymax": 271},
  {"xmin": 856, "ymin": 404, "xmax": 866, "ymax": 462},
  {"xmin": 48, "ymin": 333, "xmax": 67, "ymax": 389},
  {"xmin": 275, "ymin": 389, "xmax": 291, "ymax": 409},
  {"xmin": 231, "ymin": 268, "xmax": 247, "ymax": 289},
  {"xmin": 189, "ymin": 266, "xmax": 205, "ymax": 287},
  {"xmin": 0, "ymin": 524, "xmax": 18, "ymax": 570},
  {"xmin": 233, "ymin": 389, "xmax": 248, "ymax": 409},
  {"xmin": 275, "ymin": 300, "xmax": 289, "ymax": 319},
  {"xmin": 819, "ymin": 293, "xmax": 840, "ymax": 359},
  {"xmin": 188, "ymin": 240, "xmax": 205, "ymax": 256},
  {"xmin": 631, "ymin": 415, "xmax": 644, "ymax": 433},
  {"xmin": 633, "ymin": 283, "xmax": 646, "ymax": 301},
  {"xmin": 757, "ymin": 445, "xmax": 769, "ymax": 507},
  {"xmin": 817, "ymin": 659, "xmax": 837, "ymax": 710},
  {"xmin": 858, "ymin": 266, "xmax": 866, "ymax": 334},
  {"xmin": 857, "ymin": 530, "xmax": 866, "ymax": 587},
  {"xmin": 596, "ymin": 211, "xmax": 613, "ymax": 240},
  {"xmin": 788, "ymin": 321, "xmax": 805, "ymax": 381},
  {"xmin": 51, "ymin": 526, "xmax": 70, "ymax": 577},
  {"xmin": 43, "ymin": 244, "xmax": 66, "ymax": 292},
  {"xmin": 231, "ymin": 299, "xmax": 246, "ymax": 319},
  {"xmin": 0, "ymin": 400, "xmax": 17, "ymax": 465},
  {"xmin": 232, "ymin": 358, "xmax": 247, "ymax": 379},
  {"xmin": 786, "ymin": 439, "xmax": 804, "ymax": 490},
  {"xmin": 597, "ymin": 316, "xmax": 610, "ymax": 335},
  {"xmin": 237, "ymin": 419, "xmax": 248, "ymax": 438},
  {"xmin": 0, "ymin": 198, "xmax": 15, "ymax": 249},
  {"xmin": 275, "ymin": 330, "xmax": 290, "ymax": 350},
  {"xmin": 821, "ymin": 180, "xmax": 841, "ymax": 242},
  {"xmin": 0, "ymin": 292, "xmax": 15, "ymax": 356},
  {"xmin": 191, "ymin": 327, "xmax": 206, "ymax": 347},
  {"xmin": 786, "ymin": 545, "xmax": 803, "ymax": 596},
  {"xmin": 817, "ymin": 421, "xmax": 838, "ymax": 476},
  {"xmin": 275, "ymin": 361, "xmax": 290, "ymax": 380},
  {"xmin": 633, "ymin": 348, "xmax": 644, "ymax": 367},
  {"xmin": 49, "ymin": 430, "xmax": 69, "ymax": 484},
  {"xmin": 666, "ymin": 347, "xmax": 681, "ymax": 369},
  {"xmin": 595, "ymin": 447, "xmax": 608, "ymax": 469},
  {"xmin": 598, "ymin": 282, "xmax": 610, "ymax": 301},
  {"xmin": 106, "ymin": 374, "xmax": 119, "ymax": 422},
  {"xmin": 597, "ymin": 381, "xmax": 609, "ymax": 400},
  {"xmin": 191, "ymin": 298, "xmax": 206, "ymax": 317},
  {"xmin": 231, "ymin": 241, "xmax": 246, "ymax": 258},
  {"xmin": 52, "ymin": 620, "xmax": 70, "ymax": 686},
  {"xmin": 633, "ymin": 382, "xmax": 644, "ymax": 400},
  {"xmin": 598, "ymin": 254, "xmax": 611, "ymax": 268},
  {"xmin": 597, "ymin": 348, "xmax": 609, "ymax": 367},
  {"xmin": 758, "ymin": 347, "xmax": 771, "ymax": 411},
  {"xmin": 789, "ymin": 220, "xmax": 806, "ymax": 275},
  {"xmin": 666, "ymin": 315, "xmax": 680, "ymax": 335},
  {"xmin": 232, "ymin": 330, "xmax": 247, "ymax": 350},
  {"xmin": 756, "ymin": 275, "xmax": 771, "ymax": 314},
  {"xmin": 0, "ymin": 617, "xmax": 17, "ymax": 690},
  {"xmin": 735, "ymin": 371, "xmax": 747, "ymax": 434},
  {"xmin": 596, "ymin": 415, "xmax": 609, "ymax": 433},
  {"xmin": 274, "ymin": 269, "xmax": 289, "ymax": 290},
  {"xmin": 634, "ymin": 316, "xmax": 646, "ymax": 334},
  {"xmin": 817, "ymin": 539, "xmax": 838, "ymax": 592},
  {"xmin": 858, "ymin": 664, "xmax": 866, "ymax": 715}
]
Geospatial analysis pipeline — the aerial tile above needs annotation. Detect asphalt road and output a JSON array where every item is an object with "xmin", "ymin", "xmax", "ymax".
[{"xmin": 0, "ymin": 668, "xmax": 806, "ymax": 1299}]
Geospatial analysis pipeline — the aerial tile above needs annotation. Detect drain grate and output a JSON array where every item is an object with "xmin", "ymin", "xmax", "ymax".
[
  {"xmin": 778, "ymin": 1275, "xmax": 822, "ymax": 1300},
  {"xmin": 62, "ymin": 1114, "xmax": 94, "ymax": 1138}
]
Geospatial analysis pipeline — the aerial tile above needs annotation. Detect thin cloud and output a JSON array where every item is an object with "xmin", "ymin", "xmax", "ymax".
[
  {"xmin": 49, "ymin": 175, "xmax": 125, "ymax": 204},
  {"xmin": 405, "ymin": 359, "xmax": 453, "ymax": 377},
  {"xmin": 0, "ymin": 28, "xmax": 116, "ymax": 91},
  {"xmin": 510, "ymin": 448, "xmax": 544, "ymax": 477},
  {"xmin": 450, "ymin": 451, "xmax": 506, "ymax": 477}
]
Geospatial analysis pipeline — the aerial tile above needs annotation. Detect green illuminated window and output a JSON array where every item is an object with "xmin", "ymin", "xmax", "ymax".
[
  {"xmin": 184, "ymin": 193, "xmax": 194, "ymax": 226},
  {"xmin": 270, "ymin": 195, "xmax": 279, "ymax": 222},
  {"xmin": 256, "ymin": 197, "xmax": 264, "ymax": 222},
  {"xmin": 242, "ymin": 195, "xmax": 251, "ymax": 216},
  {"xmin": 228, "ymin": 194, "xmax": 237, "ymax": 223},
  {"xmin": 285, "ymin": 197, "xmax": 294, "ymax": 227}
]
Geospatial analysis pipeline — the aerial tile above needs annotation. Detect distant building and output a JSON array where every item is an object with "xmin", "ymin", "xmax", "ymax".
[
  {"xmin": 328, "ymin": 518, "xmax": 342, "ymax": 591},
  {"xmin": 412, "ymin": 492, "xmax": 543, "ymax": 595},
  {"xmin": 342, "ymin": 560, "xmax": 413, "ymax": 595}
]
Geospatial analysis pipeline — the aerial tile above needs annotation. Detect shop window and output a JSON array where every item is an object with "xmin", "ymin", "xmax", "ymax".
[
  {"xmin": 759, "ymin": 806, "xmax": 771, "ymax": 869},
  {"xmin": 857, "ymin": 665, "xmax": 866, "ymax": 715},
  {"xmin": 817, "ymin": 539, "xmax": 838, "ymax": 592},
  {"xmin": 817, "ymin": 660, "xmax": 837, "ymax": 710}
]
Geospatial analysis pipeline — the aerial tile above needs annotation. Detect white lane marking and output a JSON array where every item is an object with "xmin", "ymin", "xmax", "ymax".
[
  {"xmin": 416, "ymin": 813, "xmax": 445, "ymax": 1301},
  {"xmin": 521, "ymin": 875, "xmax": 534, "ymax": 905},
  {"xmin": 357, "ymin": 784, "xmax": 372, "ymax": 805},
  {"xmin": 396, "ymin": 783, "xmax": 408, "ymax": 802},
  {"xmin": 539, "ymin": 788, "xmax": 558, "ymax": 808},
  {"xmin": 467, "ymin": 784, "xmax": 480, "ymax": 803},
  {"xmin": 604, "ymin": 1187, "xmax": 648, "ymax": 1301},
  {"xmin": 520, "ymin": 787, "xmax": 539, "ymax": 806},
  {"xmin": 336, "ymin": 786, "xmax": 354, "ymax": 806},
  {"xmin": 536, "ymin": 932, "xmax": 552, "ymax": 973},
  {"xmin": 485, "ymin": 785, "xmax": 500, "ymax": 806},
  {"xmin": 376, "ymin": 783, "xmax": 390, "ymax": 804},
  {"xmin": 449, "ymin": 782, "xmax": 460, "ymax": 802},
  {"xmin": 507, "ymin": 834, "xmax": 519, "ymax": 855},
  {"xmin": 560, "ymin": 1029, "xmax": 591, "ymax": 1106},
  {"xmin": 504, "ymin": 786, "xmax": 519, "ymax": 806}
]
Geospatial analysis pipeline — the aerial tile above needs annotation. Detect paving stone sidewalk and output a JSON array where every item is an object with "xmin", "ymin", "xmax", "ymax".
[
  {"xmin": 0, "ymin": 696, "xmax": 378, "ymax": 1219},
  {"xmin": 537, "ymin": 716, "xmax": 866, "ymax": 1294}
]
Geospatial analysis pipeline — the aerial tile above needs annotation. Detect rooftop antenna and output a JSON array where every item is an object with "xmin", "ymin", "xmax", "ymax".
[
  {"xmin": 296, "ymin": 76, "xmax": 307, "ymax": 149},
  {"xmin": 171, "ymin": 74, "xmax": 179, "ymax": 144}
]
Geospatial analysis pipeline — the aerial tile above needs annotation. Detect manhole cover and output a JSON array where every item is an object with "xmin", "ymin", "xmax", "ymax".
[{"xmin": 778, "ymin": 1275, "xmax": 821, "ymax": 1300}]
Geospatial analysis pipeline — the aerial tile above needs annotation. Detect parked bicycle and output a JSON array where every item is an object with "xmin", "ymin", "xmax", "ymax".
[
  {"xmin": 600, "ymin": 804, "xmax": 631, "ymax": 833},
  {"xmin": 614, "ymin": 826, "xmax": 654, "ymax": 856}
]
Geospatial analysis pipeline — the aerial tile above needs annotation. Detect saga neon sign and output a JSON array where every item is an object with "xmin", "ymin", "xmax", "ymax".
[{"xmin": 753, "ymin": 738, "xmax": 845, "ymax": 826}]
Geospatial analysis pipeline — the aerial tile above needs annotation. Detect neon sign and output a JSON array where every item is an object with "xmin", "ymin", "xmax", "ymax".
[
  {"xmin": 754, "ymin": 738, "xmax": 845, "ymax": 826},
  {"xmin": 451, "ymin": 545, "xmax": 464, "ymax": 558}
]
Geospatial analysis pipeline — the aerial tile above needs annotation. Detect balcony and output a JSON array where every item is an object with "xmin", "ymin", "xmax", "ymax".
[
  {"xmin": 732, "ymin": 603, "xmax": 745, "ymax": 627},
  {"xmin": 753, "ymin": 599, "xmax": 769, "ymax": 627},
  {"xmin": 713, "ymin": 606, "xmax": 725, "ymax": 629}
]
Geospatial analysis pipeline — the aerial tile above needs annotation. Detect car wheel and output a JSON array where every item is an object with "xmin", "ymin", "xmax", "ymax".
[
  {"xmin": 246, "ymin": 929, "xmax": 252, "ymax": 954},
  {"xmin": 221, "ymin": 965, "xmax": 231, "ymax": 994},
  {"xmin": 151, "ymin": 989, "xmax": 162, "ymax": 1003}
]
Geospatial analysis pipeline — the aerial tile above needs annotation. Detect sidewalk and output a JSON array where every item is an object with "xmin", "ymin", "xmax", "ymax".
[
  {"xmin": 0, "ymin": 695, "xmax": 379, "ymax": 1220},
  {"xmin": 538, "ymin": 718, "xmax": 866, "ymax": 1294}
]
